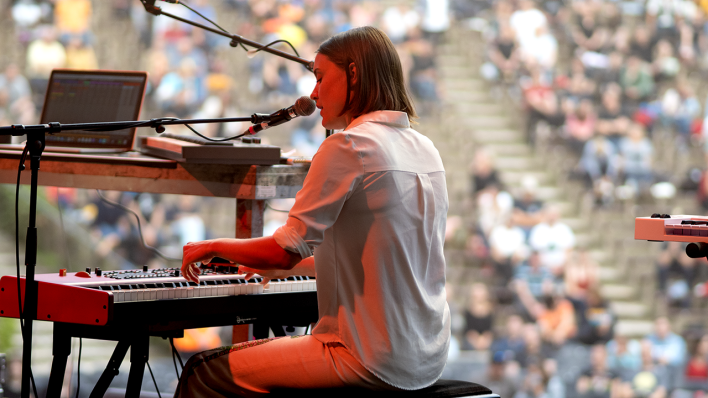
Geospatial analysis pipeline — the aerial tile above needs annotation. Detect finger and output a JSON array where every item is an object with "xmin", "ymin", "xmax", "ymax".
[
  {"xmin": 187, "ymin": 263, "xmax": 198, "ymax": 283},
  {"xmin": 201, "ymin": 258, "xmax": 213, "ymax": 266},
  {"xmin": 244, "ymin": 273, "xmax": 254, "ymax": 281},
  {"xmin": 261, "ymin": 277, "xmax": 271, "ymax": 286}
]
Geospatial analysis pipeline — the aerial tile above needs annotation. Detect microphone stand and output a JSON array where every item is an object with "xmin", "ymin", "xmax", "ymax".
[
  {"xmin": 140, "ymin": 0, "xmax": 314, "ymax": 72},
  {"xmin": 1, "ymin": 115, "xmax": 259, "ymax": 398}
]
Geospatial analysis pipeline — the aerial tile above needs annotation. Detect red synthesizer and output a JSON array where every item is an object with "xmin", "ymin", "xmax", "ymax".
[{"xmin": 634, "ymin": 214, "xmax": 708, "ymax": 243}]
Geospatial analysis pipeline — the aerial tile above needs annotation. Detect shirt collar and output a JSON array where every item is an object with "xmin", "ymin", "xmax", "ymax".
[{"xmin": 345, "ymin": 110, "xmax": 410, "ymax": 131}]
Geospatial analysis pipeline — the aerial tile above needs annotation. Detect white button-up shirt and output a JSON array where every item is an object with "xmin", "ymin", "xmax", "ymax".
[{"xmin": 274, "ymin": 110, "xmax": 450, "ymax": 389}]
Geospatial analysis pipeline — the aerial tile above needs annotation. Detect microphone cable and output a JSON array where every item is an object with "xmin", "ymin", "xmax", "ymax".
[
  {"xmin": 14, "ymin": 145, "xmax": 39, "ymax": 398},
  {"xmin": 95, "ymin": 190, "xmax": 182, "ymax": 263}
]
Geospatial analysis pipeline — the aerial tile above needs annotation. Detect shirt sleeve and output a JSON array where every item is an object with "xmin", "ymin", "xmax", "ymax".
[{"xmin": 273, "ymin": 132, "xmax": 364, "ymax": 258}]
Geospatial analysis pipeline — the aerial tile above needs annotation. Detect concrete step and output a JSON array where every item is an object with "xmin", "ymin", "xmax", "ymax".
[
  {"xmin": 610, "ymin": 301, "xmax": 650, "ymax": 319},
  {"xmin": 600, "ymin": 283, "xmax": 636, "ymax": 301},
  {"xmin": 599, "ymin": 266, "xmax": 620, "ymax": 281},
  {"xmin": 559, "ymin": 217, "xmax": 588, "ymax": 232},
  {"xmin": 494, "ymin": 156, "xmax": 541, "ymax": 171},
  {"xmin": 575, "ymin": 232, "xmax": 594, "ymax": 248},
  {"xmin": 445, "ymin": 90, "xmax": 491, "ymax": 103},
  {"xmin": 443, "ymin": 79, "xmax": 488, "ymax": 92},
  {"xmin": 614, "ymin": 320, "xmax": 654, "ymax": 338},
  {"xmin": 439, "ymin": 65, "xmax": 475, "ymax": 79},
  {"xmin": 472, "ymin": 129, "xmax": 524, "ymax": 144},
  {"xmin": 463, "ymin": 116, "xmax": 511, "ymax": 129},
  {"xmin": 534, "ymin": 186, "xmax": 562, "ymax": 201},
  {"xmin": 437, "ymin": 54, "xmax": 468, "ymax": 67},
  {"xmin": 499, "ymin": 170, "xmax": 552, "ymax": 185},
  {"xmin": 454, "ymin": 103, "xmax": 507, "ymax": 116}
]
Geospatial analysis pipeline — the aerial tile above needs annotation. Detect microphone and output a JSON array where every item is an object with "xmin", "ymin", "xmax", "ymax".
[{"xmin": 244, "ymin": 96, "xmax": 316, "ymax": 135}]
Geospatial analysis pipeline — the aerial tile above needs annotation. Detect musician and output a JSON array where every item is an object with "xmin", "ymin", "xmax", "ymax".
[{"xmin": 177, "ymin": 26, "xmax": 450, "ymax": 397}]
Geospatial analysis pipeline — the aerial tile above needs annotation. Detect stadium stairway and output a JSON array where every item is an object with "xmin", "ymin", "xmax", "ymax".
[{"xmin": 432, "ymin": 22, "xmax": 658, "ymax": 337}]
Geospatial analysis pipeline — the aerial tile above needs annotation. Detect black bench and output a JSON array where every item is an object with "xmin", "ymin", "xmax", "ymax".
[{"xmin": 271, "ymin": 379, "xmax": 500, "ymax": 398}]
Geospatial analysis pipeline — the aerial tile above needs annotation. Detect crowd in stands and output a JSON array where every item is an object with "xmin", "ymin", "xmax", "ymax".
[{"xmin": 455, "ymin": 0, "xmax": 708, "ymax": 396}]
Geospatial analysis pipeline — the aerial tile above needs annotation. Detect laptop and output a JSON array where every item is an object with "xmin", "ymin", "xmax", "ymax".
[{"xmin": 31, "ymin": 69, "xmax": 147, "ymax": 153}]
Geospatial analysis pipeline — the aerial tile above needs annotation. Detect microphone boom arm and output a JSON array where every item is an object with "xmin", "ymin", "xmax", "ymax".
[{"xmin": 140, "ymin": 0, "xmax": 314, "ymax": 72}]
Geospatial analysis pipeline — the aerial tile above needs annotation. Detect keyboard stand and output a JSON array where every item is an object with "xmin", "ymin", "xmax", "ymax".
[{"xmin": 46, "ymin": 322, "xmax": 182, "ymax": 398}]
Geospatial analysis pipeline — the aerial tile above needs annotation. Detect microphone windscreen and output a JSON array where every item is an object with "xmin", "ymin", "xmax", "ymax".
[{"xmin": 294, "ymin": 96, "xmax": 317, "ymax": 117}]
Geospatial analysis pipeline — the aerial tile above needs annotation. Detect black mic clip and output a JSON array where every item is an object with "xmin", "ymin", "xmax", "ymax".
[{"xmin": 140, "ymin": 0, "xmax": 162, "ymax": 16}]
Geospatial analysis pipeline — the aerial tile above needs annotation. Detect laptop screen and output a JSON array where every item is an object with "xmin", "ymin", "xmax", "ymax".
[{"xmin": 41, "ymin": 70, "xmax": 147, "ymax": 150}]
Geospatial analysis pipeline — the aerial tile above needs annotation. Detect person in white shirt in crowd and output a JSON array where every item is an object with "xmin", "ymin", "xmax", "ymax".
[
  {"xmin": 489, "ymin": 216, "xmax": 528, "ymax": 284},
  {"xmin": 176, "ymin": 26, "xmax": 450, "ymax": 397},
  {"xmin": 510, "ymin": 0, "xmax": 547, "ymax": 52},
  {"xmin": 528, "ymin": 204, "xmax": 576, "ymax": 277}
]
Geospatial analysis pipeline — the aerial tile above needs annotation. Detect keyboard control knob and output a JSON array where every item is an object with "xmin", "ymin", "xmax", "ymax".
[
  {"xmin": 85, "ymin": 267, "xmax": 91, "ymax": 274},
  {"xmin": 143, "ymin": 265, "xmax": 148, "ymax": 272},
  {"xmin": 95, "ymin": 268, "xmax": 102, "ymax": 277},
  {"xmin": 174, "ymin": 270, "xmax": 180, "ymax": 277}
]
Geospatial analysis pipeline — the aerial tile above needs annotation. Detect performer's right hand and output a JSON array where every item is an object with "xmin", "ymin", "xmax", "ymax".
[{"xmin": 181, "ymin": 240, "xmax": 215, "ymax": 283}]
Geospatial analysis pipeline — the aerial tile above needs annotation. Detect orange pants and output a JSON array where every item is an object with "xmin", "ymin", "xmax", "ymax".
[{"xmin": 173, "ymin": 335, "xmax": 400, "ymax": 397}]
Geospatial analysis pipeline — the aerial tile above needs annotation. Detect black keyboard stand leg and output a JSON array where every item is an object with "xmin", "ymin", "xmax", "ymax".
[
  {"xmin": 89, "ymin": 341, "xmax": 130, "ymax": 398},
  {"xmin": 252, "ymin": 322, "xmax": 269, "ymax": 339},
  {"xmin": 125, "ymin": 335, "xmax": 149, "ymax": 398},
  {"xmin": 47, "ymin": 324, "xmax": 72, "ymax": 398}
]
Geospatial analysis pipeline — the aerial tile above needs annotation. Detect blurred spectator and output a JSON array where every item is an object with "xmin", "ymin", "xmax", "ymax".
[
  {"xmin": 0, "ymin": 64, "xmax": 35, "ymax": 125},
  {"xmin": 660, "ymin": 82, "xmax": 701, "ymax": 142},
  {"xmin": 26, "ymin": 26, "xmax": 67, "ymax": 80},
  {"xmin": 572, "ymin": 12, "xmax": 608, "ymax": 53},
  {"xmin": 623, "ymin": 340, "xmax": 670, "ymax": 398},
  {"xmin": 537, "ymin": 289, "xmax": 576, "ymax": 346},
  {"xmin": 529, "ymin": 205, "xmax": 576, "ymax": 276},
  {"xmin": 476, "ymin": 186, "xmax": 514, "ymax": 239},
  {"xmin": 565, "ymin": 250, "xmax": 600, "ymax": 301},
  {"xmin": 656, "ymin": 242, "xmax": 696, "ymax": 308},
  {"xmin": 520, "ymin": 25, "xmax": 558, "ymax": 70},
  {"xmin": 578, "ymin": 136, "xmax": 619, "ymax": 205},
  {"xmin": 419, "ymin": 0, "xmax": 450, "ymax": 44},
  {"xmin": 54, "ymin": 0, "xmax": 93, "ymax": 43},
  {"xmin": 596, "ymin": 83, "xmax": 631, "ymax": 146},
  {"xmin": 154, "ymin": 58, "xmax": 204, "ymax": 117},
  {"xmin": 564, "ymin": 99, "xmax": 597, "ymax": 154},
  {"xmin": 511, "ymin": 175, "xmax": 544, "ymax": 236},
  {"xmin": 575, "ymin": 288, "xmax": 615, "ymax": 345},
  {"xmin": 491, "ymin": 314, "xmax": 527, "ymax": 366},
  {"xmin": 462, "ymin": 283, "xmax": 495, "ymax": 351},
  {"xmin": 647, "ymin": 317, "xmax": 687, "ymax": 368},
  {"xmin": 489, "ymin": 217, "xmax": 527, "ymax": 284},
  {"xmin": 685, "ymin": 334, "xmax": 708, "ymax": 383},
  {"xmin": 513, "ymin": 362, "xmax": 549, "ymax": 398},
  {"xmin": 630, "ymin": 25, "xmax": 656, "ymax": 64},
  {"xmin": 523, "ymin": 68, "xmax": 565, "ymax": 145},
  {"xmin": 485, "ymin": 350, "xmax": 520, "ymax": 398},
  {"xmin": 381, "ymin": 5, "xmax": 419, "ymax": 44},
  {"xmin": 651, "ymin": 40, "xmax": 681, "ymax": 83},
  {"xmin": 607, "ymin": 335, "xmax": 643, "ymax": 377},
  {"xmin": 620, "ymin": 56, "xmax": 655, "ymax": 105},
  {"xmin": 576, "ymin": 344, "xmax": 621, "ymax": 398},
  {"xmin": 471, "ymin": 148, "xmax": 503, "ymax": 196},
  {"xmin": 65, "ymin": 35, "xmax": 98, "ymax": 70},
  {"xmin": 486, "ymin": 24, "xmax": 521, "ymax": 83},
  {"xmin": 513, "ymin": 251, "xmax": 557, "ymax": 321},
  {"xmin": 510, "ymin": 0, "xmax": 547, "ymax": 53},
  {"xmin": 618, "ymin": 122, "xmax": 654, "ymax": 193}
]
